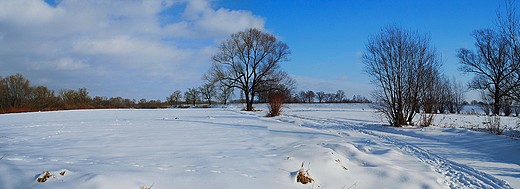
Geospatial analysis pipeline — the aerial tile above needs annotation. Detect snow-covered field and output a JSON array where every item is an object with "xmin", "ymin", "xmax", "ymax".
[{"xmin": 0, "ymin": 104, "xmax": 519, "ymax": 188}]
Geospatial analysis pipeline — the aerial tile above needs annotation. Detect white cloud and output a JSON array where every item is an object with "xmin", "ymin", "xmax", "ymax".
[
  {"xmin": 195, "ymin": 8, "xmax": 265, "ymax": 37},
  {"xmin": 0, "ymin": 0, "xmax": 65, "ymax": 26},
  {"xmin": 33, "ymin": 58, "xmax": 88, "ymax": 70},
  {"xmin": 164, "ymin": 2, "xmax": 265, "ymax": 40},
  {"xmin": 54, "ymin": 58, "xmax": 89, "ymax": 70},
  {"xmin": 0, "ymin": 0, "xmax": 266, "ymax": 100},
  {"xmin": 183, "ymin": 0, "xmax": 212, "ymax": 20}
]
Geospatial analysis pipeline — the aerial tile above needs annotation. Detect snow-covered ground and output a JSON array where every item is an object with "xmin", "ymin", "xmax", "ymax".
[{"xmin": 0, "ymin": 104, "xmax": 519, "ymax": 188}]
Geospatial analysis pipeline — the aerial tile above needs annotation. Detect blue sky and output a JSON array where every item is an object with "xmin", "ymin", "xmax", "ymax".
[
  {"xmin": 216, "ymin": 0, "xmax": 501, "ymax": 100},
  {"xmin": 0, "ymin": 0, "xmax": 507, "ymax": 101}
]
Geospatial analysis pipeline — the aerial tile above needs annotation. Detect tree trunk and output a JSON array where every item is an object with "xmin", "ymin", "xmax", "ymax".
[
  {"xmin": 245, "ymin": 91, "xmax": 256, "ymax": 111},
  {"xmin": 494, "ymin": 88, "xmax": 501, "ymax": 115},
  {"xmin": 244, "ymin": 90, "xmax": 253, "ymax": 111}
]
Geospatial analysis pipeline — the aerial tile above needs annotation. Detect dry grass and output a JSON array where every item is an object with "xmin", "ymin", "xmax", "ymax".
[
  {"xmin": 37, "ymin": 171, "xmax": 52, "ymax": 182},
  {"xmin": 36, "ymin": 170, "xmax": 66, "ymax": 183},
  {"xmin": 296, "ymin": 162, "xmax": 313, "ymax": 184},
  {"xmin": 418, "ymin": 113, "xmax": 435, "ymax": 127},
  {"xmin": 240, "ymin": 107, "xmax": 262, "ymax": 111},
  {"xmin": 141, "ymin": 182, "xmax": 154, "ymax": 189}
]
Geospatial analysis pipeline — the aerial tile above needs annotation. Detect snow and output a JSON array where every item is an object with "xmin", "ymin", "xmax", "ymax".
[{"xmin": 0, "ymin": 104, "xmax": 519, "ymax": 188}]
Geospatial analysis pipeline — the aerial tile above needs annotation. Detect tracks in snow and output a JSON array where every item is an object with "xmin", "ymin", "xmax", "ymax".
[{"xmin": 283, "ymin": 113, "xmax": 513, "ymax": 189}]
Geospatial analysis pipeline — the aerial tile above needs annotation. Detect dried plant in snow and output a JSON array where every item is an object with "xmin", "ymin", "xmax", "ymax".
[{"xmin": 296, "ymin": 162, "xmax": 313, "ymax": 184}]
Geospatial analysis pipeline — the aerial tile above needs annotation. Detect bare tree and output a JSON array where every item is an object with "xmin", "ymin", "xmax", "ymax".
[
  {"xmin": 496, "ymin": 0, "xmax": 520, "ymax": 103},
  {"xmin": 421, "ymin": 74, "xmax": 440, "ymax": 114},
  {"xmin": 30, "ymin": 86, "xmax": 57, "ymax": 110},
  {"xmin": 502, "ymin": 96, "xmax": 513, "ymax": 116},
  {"xmin": 315, "ymin": 91, "xmax": 325, "ymax": 103},
  {"xmin": 335, "ymin": 90, "xmax": 346, "ymax": 103},
  {"xmin": 4, "ymin": 73, "xmax": 31, "ymax": 107},
  {"xmin": 57, "ymin": 88, "xmax": 91, "ymax": 108},
  {"xmin": 77, "ymin": 87, "xmax": 90, "ymax": 104},
  {"xmin": 298, "ymin": 91, "xmax": 306, "ymax": 103},
  {"xmin": 458, "ymin": 29, "xmax": 515, "ymax": 115},
  {"xmin": 166, "ymin": 90, "xmax": 182, "ymax": 106},
  {"xmin": 450, "ymin": 77, "xmax": 466, "ymax": 114},
  {"xmin": 306, "ymin": 91, "xmax": 315, "ymax": 103},
  {"xmin": 217, "ymin": 84, "xmax": 234, "ymax": 105},
  {"xmin": 255, "ymin": 72, "xmax": 295, "ymax": 103},
  {"xmin": 0, "ymin": 76, "xmax": 8, "ymax": 109},
  {"xmin": 363, "ymin": 25, "xmax": 442, "ymax": 127},
  {"xmin": 200, "ymin": 82, "xmax": 217, "ymax": 105},
  {"xmin": 205, "ymin": 28, "xmax": 291, "ymax": 111},
  {"xmin": 184, "ymin": 87, "xmax": 200, "ymax": 106},
  {"xmin": 325, "ymin": 93, "xmax": 335, "ymax": 103}
]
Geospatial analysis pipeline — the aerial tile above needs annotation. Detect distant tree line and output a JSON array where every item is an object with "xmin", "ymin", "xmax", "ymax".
[
  {"xmin": 287, "ymin": 90, "xmax": 370, "ymax": 103},
  {"xmin": 169, "ymin": 85, "xmax": 371, "ymax": 107},
  {"xmin": 0, "ymin": 73, "xmax": 168, "ymax": 114}
]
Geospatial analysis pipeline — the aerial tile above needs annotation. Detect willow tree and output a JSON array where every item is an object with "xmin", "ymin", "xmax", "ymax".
[
  {"xmin": 363, "ymin": 25, "xmax": 442, "ymax": 127},
  {"xmin": 205, "ymin": 28, "xmax": 291, "ymax": 111}
]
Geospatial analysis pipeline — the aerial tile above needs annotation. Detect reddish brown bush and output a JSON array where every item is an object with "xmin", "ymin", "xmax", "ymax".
[
  {"xmin": 267, "ymin": 92, "xmax": 288, "ymax": 117},
  {"xmin": 0, "ymin": 107, "xmax": 37, "ymax": 114}
]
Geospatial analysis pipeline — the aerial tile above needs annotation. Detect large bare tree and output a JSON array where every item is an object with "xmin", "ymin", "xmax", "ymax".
[
  {"xmin": 496, "ymin": 0, "xmax": 520, "ymax": 103},
  {"xmin": 205, "ymin": 28, "xmax": 291, "ymax": 111},
  {"xmin": 363, "ymin": 25, "xmax": 442, "ymax": 127},
  {"xmin": 457, "ymin": 29, "xmax": 515, "ymax": 115}
]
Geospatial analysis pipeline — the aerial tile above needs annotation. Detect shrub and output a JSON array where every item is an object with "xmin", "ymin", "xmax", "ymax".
[
  {"xmin": 484, "ymin": 115, "xmax": 503, "ymax": 135},
  {"xmin": 418, "ymin": 112, "xmax": 435, "ymax": 127},
  {"xmin": 267, "ymin": 92, "xmax": 288, "ymax": 117}
]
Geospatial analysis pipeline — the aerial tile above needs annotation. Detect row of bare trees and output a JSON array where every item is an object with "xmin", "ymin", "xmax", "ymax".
[
  {"xmin": 292, "ymin": 90, "xmax": 370, "ymax": 103},
  {"xmin": 0, "ymin": 73, "xmax": 169, "ymax": 113},
  {"xmin": 167, "ymin": 82, "xmax": 234, "ymax": 107}
]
